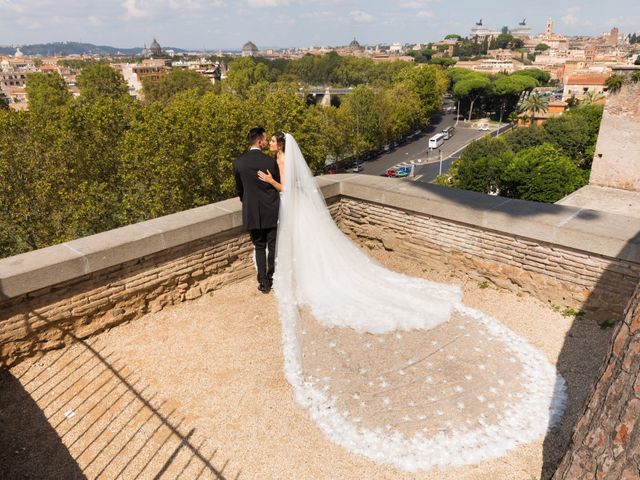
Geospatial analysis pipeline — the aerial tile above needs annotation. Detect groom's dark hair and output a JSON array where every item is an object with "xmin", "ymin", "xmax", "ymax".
[{"xmin": 247, "ymin": 127, "xmax": 266, "ymax": 146}]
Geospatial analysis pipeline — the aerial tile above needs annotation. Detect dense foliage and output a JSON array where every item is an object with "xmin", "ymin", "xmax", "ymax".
[
  {"xmin": 438, "ymin": 105, "xmax": 603, "ymax": 202},
  {"xmin": 0, "ymin": 57, "xmax": 448, "ymax": 258}
]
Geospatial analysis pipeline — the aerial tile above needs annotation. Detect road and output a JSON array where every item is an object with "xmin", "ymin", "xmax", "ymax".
[{"xmin": 358, "ymin": 110, "xmax": 513, "ymax": 183}]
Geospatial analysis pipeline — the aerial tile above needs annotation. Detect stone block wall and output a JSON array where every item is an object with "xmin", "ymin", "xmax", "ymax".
[
  {"xmin": 589, "ymin": 83, "xmax": 640, "ymax": 191},
  {"xmin": 338, "ymin": 198, "xmax": 640, "ymax": 321},
  {"xmin": 0, "ymin": 199, "xmax": 343, "ymax": 368},
  {"xmin": 552, "ymin": 283, "xmax": 640, "ymax": 479},
  {"xmin": 0, "ymin": 230, "xmax": 254, "ymax": 368}
]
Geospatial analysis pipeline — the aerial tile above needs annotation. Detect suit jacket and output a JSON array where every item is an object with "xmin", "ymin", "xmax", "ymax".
[{"xmin": 233, "ymin": 149, "xmax": 281, "ymax": 230}]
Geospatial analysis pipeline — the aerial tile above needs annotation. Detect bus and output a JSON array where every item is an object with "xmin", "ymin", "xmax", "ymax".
[
  {"xmin": 428, "ymin": 133, "xmax": 445, "ymax": 150},
  {"xmin": 442, "ymin": 126, "xmax": 455, "ymax": 140}
]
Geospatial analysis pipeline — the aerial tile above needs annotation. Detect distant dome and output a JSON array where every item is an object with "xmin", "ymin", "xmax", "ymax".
[
  {"xmin": 14, "ymin": 47, "xmax": 24, "ymax": 58},
  {"xmin": 150, "ymin": 38, "xmax": 162, "ymax": 56},
  {"xmin": 349, "ymin": 37, "xmax": 361, "ymax": 49},
  {"xmin": 243, "ymin": 41, "xmax": 258, "ymax": 51},
  {"xmin": 242, "ymin": 41, "xmax": 258, "ymax": 57}
]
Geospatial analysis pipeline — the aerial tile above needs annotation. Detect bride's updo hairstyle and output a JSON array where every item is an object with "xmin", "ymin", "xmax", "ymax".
[{"xmin": 273, "ymin": 131, "xmax": 286, "ymax": 152}]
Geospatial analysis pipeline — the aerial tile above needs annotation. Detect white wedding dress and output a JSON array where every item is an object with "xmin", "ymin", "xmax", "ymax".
[{"xmin": 273, "ymin": 134, "xmax": 566, "ymax": 471}]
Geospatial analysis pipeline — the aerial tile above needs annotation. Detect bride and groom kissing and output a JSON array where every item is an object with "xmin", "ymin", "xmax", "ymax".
[
  {"xmin": 231, "ymin": 126, "xmax": 566, "ymax": 471},
  {"xmin": 233, "ymin": 127, "xmax": 286, "ymax": 294}
]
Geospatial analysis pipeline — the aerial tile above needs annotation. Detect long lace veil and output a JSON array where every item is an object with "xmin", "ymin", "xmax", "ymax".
[{"xmin": 273, "ymin": 133, "xmax": 566, "ymax": 471}]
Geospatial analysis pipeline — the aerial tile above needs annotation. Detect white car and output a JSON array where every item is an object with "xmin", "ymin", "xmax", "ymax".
[{"xmin": 478, "ymin": 124, "xmax": 490, "ymax": 131}]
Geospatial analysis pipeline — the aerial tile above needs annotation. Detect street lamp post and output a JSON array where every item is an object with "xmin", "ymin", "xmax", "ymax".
[{"xmin": 438, "ymin": 149, "xmax": 443, "ymax": 176}]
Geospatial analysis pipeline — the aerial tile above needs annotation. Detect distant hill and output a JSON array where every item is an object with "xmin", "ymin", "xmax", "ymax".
[{"xmin": 0, "ymin": 42, "xmax": 189, "ymax": 56}]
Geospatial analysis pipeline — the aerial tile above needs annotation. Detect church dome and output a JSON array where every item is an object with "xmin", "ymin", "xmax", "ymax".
[
  {"xmin": 349, "ymin": 37, "xmax": 361, "ymax": 49},
  {"xmin": 243, "ymin": 41, "xmax": 258, "ymax": 52},
  {"xmin": 150, "ymin": 38, "xmax": 162, "ymax": 55}
]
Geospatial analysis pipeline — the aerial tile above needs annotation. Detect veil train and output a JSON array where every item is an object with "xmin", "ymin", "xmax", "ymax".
[{"xmin": 272, "ymin": 133, "xmax": 566, "ymax": 471}]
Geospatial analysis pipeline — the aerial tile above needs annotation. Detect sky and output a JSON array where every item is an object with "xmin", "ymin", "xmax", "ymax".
[{"xmin": 1, "ymin": 0, "xmax": 638, "ymax": 50}]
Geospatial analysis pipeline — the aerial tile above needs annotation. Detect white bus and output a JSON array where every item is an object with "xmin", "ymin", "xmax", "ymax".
[
  {"xmin": 442, "ymin": 126, "xmax": 455, "ymax": 140},
  {"xmin": 428, "ymin": 133, "xmax": 445, "ymax": 150}
]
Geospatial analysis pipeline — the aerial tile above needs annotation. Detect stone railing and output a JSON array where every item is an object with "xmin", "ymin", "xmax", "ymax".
[{"xmin": 1, "ymin": 174, "xmax": 639, "ymax": 367}]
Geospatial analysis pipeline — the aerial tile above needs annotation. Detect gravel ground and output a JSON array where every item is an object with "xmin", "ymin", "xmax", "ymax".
[{"xmin": 0, "ymin": 248, "xmax": 612, "ymax": 480}]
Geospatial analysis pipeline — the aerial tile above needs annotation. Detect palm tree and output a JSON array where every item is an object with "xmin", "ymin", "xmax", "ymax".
[
  {"xmin": 605, "ymin": 74, "xmax": 626, "ymax": 94},
  {"xmin": 519, "ymin": 93, "xmax": 548, "ymax": 126},
  {"xmin": 581, "ymin": 91, "xmax": 605, "ymax": 106}
]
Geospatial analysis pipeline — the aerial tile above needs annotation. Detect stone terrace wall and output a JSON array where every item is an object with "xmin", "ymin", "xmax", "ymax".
[
  {"xmin": 335, "ymin": 175, "xmax": 640, "ymax": 323},
  {"xmin": 0, "ymin": 227, "xmax": 255, "ymax": 368},
  {"xmin": 339, "ymin": 198, "xmax": 640, "ymax": 321},
  {"xmin": 2, "ymin": 174, "xmax": 639, "ymax": 367},
  {"xmin": 0, "ymin": 187, "xmax": 341, "ymax": 368},
  {"xmin": 553, "ymin": 283, "xmax": 640, "ymax": 479}
]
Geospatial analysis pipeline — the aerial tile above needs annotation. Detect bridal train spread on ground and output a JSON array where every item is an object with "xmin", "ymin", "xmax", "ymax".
[{"xmin": 272, "ymin": 134, "xmax": 567, "ymax": 471}]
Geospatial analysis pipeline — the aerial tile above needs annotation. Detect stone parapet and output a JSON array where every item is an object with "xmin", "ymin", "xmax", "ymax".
[{"xmin": 2, "ymin": 175, "xmax": 639, "ymax": 366}]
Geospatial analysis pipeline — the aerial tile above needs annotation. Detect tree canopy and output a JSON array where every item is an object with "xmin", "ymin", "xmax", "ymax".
[{"xmin": 0, "ymin": 52, "xmax": 449, "ymax": 258}]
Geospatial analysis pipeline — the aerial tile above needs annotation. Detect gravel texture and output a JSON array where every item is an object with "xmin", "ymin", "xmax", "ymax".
[{"xmin": 0, "ymin": 248, "xmax": 612, "ymax": 480}]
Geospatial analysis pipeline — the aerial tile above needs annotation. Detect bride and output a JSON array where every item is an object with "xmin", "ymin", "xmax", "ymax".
[{"xmin": 258, "ymin": 133, "xmax": 566, "ymax": 471}]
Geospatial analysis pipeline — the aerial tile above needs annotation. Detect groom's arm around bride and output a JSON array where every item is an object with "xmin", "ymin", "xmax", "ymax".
[{"xmin": 233, "ymin": 127, "xmax": 281, "ymax": 293}]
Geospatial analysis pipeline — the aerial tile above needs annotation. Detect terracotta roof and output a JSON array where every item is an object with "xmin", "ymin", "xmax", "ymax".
[{"xmin": 566, "ymin": 73, "xmax": 609, "ymax": 85}]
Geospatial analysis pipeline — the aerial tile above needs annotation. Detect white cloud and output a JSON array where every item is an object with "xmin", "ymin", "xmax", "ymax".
[
  {"xmin": 400, "ymin": 0, "xmax": 432, "ymax": 8},
  {"xmin": 417, "ymin": 10, "xmax": 435, "ymax": 19},
  {"xmin": 562, "ymin": 13, "xmax": 578, "ymax": 25},
  {"xmin": 168, "ymin": 0, "xmax": 225, "ymax": 9},
  {"xmin": 350, "ymin": 10, "xmax": 373, "ymax": 23},
  {"xmin": 122, "ymin": 0, "xmax": 150, "ymax": 19},
  {"xmin": 246, "ymin": 0, "xmax": 291, "ymax": 7},
  {"xmin": 88, "ymin": 15, "xmax": 104, "ymax": 26}
]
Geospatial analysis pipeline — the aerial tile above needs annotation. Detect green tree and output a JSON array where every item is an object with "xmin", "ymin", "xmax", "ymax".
[
  {"xmin": 395, "ymin": 64, "xmax": 448, "ymax": 116},
  {"xmin": 492, "ymin": 74, "xmax": 538, "ymax": 127},
  {"xmin": 0, "ymin": 91, "xmax": 8, "ymax": 110},
  {"xmin": 24, "ymin": 72, "xmax": 72, "ymax": 116},
  {"xmin": 77, "ymin": 63, "xmax": 129, "ymax": 101},
  {"xmin": 501, "ymin": 144, "xmax": 588, "ymax": 202},
  {"xmin": 512, "ymin": 68, "xmax": 551, "ymax": 85},
  {"xmin": 544, "ymin": 104, "xmax": 603, "ymax": 167},
  {"xmin": 453, "ymin": 74, "xmax": 491, "ymax": 120},
  {"xmin": 494, "ymin": 33, "xmax": 515, "ymax": 49},
  {"xmin": 581, "ymin": 90, "xmax": 604, "ymax": 105},
  {"xmin": 378, "ymin": 83, "xmax": 424, "ymax": 143},
  {"xmin": 605, "ymin": 74, "xmax": 625, "ymax": 93},
  {"xmin": 339, "ymin": 86, "xmax": 382, "ymax": 159},
  {"xmin": 225, "ymin": 57, "xmax": 270, "ymax": 96},
  {"xmin": 535, "ymin": 43, "xmax": 550, "ymax": 52},
  {"xmin": 519, "ymin": 93, "xmax": 548, "ymax": 124},
  {"xmin": 504, "ymin": 125, "xmax": 549, "ymax": 152},
  {"xmin": 143, "ymin": 68, "xmax": 214, "ymax": 104}
]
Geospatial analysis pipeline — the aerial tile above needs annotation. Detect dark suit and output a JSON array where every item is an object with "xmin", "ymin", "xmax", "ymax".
[{"xmin": 233, "ymin": 148, "xmax": 281, "ymax": 287}]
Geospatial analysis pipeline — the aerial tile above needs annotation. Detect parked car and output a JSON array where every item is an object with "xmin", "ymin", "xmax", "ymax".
[
  {"xmin": 395, "ymin": 166, "xmax": 411, "ymax": 177},
  {"xmin": 478, "ymin": 124, "xmax": 490, "ymax": 131},
  {"xmin": 350, "ymin": 164, "xmax": 364, "ymax": 173},
  {"xmin": 385, "ymin": 169, "xmax": 398, "ymax": 177}
]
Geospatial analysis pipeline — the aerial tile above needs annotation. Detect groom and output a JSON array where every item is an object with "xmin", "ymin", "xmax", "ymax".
[{"xmin": 233, "ymin": 127, "xmax": 281, "ymax": 293}]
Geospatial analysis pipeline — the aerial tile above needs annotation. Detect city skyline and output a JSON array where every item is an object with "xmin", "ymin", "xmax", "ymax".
[{"xmin": 1, "ymin": 0, "xmax": 638, "ymax": 50}]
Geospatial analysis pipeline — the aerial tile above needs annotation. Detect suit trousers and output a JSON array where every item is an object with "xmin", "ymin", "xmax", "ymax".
[{"xmin": 250, "ymin": 227, "xmax": 277, "ymax": 286}]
